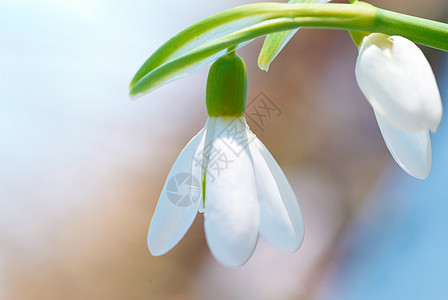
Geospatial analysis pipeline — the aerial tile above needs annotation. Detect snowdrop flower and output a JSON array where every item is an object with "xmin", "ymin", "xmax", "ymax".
[
  {"xmin": 147, "ymin": 52, "xmax": 304, "ymax": 267},
  {"xmin": 355, "ymin": 33, "xmax": 443, "ymax": 179}
]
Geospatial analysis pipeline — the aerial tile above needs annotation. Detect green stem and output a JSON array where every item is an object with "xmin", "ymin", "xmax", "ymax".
[
  {"xmin": 130, "ymin": 3, "xmax": 448, "ymax": 96},
  {"xmin": 376, "ymin": 9, "xmax": 448, "ymax": 51}
]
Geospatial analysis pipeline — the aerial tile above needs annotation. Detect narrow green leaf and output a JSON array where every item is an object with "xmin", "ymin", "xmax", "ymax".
[
  {"xmin": 129, "ymin": 3, "xmax": 292, "ymax": 91},
  {"xmin": 129, "ymin": 3, "xmax": 448, "ymax": 98},
  {"xmin": 258, "ymin": 0, "xmax": 331, "ymax": 72}
]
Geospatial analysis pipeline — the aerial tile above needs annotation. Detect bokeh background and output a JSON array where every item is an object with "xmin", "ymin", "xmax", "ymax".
[{"xmin": 1, "ymin": 0, "xmax": 448, "ymax": 299}]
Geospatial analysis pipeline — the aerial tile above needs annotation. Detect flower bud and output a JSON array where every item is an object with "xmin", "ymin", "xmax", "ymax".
[
  {"xmin": 355, "ymin": 33, "xmax": 442, "ymax": 132},
  {"xmin": 206, "ymin": 52, "xmax": 247, "ymax": 117}
]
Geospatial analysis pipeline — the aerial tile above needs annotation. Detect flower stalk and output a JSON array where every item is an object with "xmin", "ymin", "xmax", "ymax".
[{"xmin": 130, "ymin": 3, "xmax": 448, "ymax": 97}]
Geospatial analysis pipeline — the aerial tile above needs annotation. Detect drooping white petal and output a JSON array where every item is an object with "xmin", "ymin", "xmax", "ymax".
[
  {"xmin": 204, "ymin": 117, "xmax": 259, "ymax": 267},
  {"xmin": 147, "ymin": 128, "xmax": 205, "ymax": 255},
  {"xmin": 355, "ymin": 33, "xmax": 442, "ymax": 132},
  {"xmin": 375, "ymin": 110, "xmax": 431, "ymax": 179},
  {"xmin": 248, "ymin": 131, "xmax": 304, "ymax": 252}
]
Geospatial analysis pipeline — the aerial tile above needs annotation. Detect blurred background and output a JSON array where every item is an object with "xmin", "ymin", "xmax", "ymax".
[{"xmin": 1, "ymin": 0, "xmax": 448, "ymax": 299}]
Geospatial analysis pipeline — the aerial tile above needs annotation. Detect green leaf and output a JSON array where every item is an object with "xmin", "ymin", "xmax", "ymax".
[
  {"xmin": 258, "ymin": 0, "xmax": 331, "ymax": 72},
  {"xmin": 129, "ymin": 3, "xmax": 448, "ymax": 98},
  {"xmin": 129, "ymin": 3, "xmax": 289, "ymax": 96}
]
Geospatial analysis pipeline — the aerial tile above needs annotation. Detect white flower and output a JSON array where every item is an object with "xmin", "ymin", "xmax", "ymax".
[
  {"xmin": 355, "ymin": 33, "xmax": 443, "ymax": 179},
  {"xmin": 147, "ymin": 116, "xmax": 304, "ymax": 267}
]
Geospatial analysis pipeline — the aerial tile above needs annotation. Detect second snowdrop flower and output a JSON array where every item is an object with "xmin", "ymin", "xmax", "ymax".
[{"xmin": 355, "ymin": 33, "xmax": 443, "ymax": 179}]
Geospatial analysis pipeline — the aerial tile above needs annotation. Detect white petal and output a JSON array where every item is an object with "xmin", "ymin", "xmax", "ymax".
[
  {"xmin": 204, "ymin": 117, "xmax": 259, "ymax": 267},
  {"xmin": 355, "ymin": 33, "xmax": 442, "ymax": 132},
  {"xmin": 375, "ymin": 110, "xmax": 431, "ymax": 179},
  {"xmin": 147, "ymin": 128, "xmax": 205, "ymax": 255},
  {"xmin": 249, "ymin": 132, "xmax": 304, "ymax": 252}
]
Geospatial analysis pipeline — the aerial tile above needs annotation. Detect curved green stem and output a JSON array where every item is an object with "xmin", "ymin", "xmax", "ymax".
[
  {"xmin": 130, "ymin": 3, "xmax": 448, "ymax": 97},
  {"xmin": 376, "ymin": 9, "xmax": 448, "ymax": 51}
]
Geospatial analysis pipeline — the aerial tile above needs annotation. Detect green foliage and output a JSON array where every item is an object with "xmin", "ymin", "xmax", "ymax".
[{"xmin": 129, "ymin": 3, "xmax": 448, "ymax": 98}]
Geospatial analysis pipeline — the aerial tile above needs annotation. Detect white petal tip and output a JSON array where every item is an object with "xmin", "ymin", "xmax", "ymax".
[
  {"xmin": 206, "ymin": 237, "xmax": 258, "ymax": 268},
  {"xmin": 147, "ymin": 224, "xmax": 182, "ymax": 256},
  {"xmin": 278, "ymin": 241, "xmax": 302, "ymax": 253},
  {"xmin": 375, "ymin": 111, "xmax": 432, "ymax": 181},
  {"xmin": 289, "ymin": 228, "xmax": 305, "ymax": 253},
  {"xmin": 404, "ymin": 164, "xmax": 430, "ymax": 180},
  {"xmin": 415, "ymin": 173, "xmax": 429, "ymax": 180},
  {"xmin": 147, "ymin": 239, "xmax": 169, "ymax": 256},
  {"xmin": 213, "ymin": 254, "xmax": 251, "ymax": 268},
  {"xmin": 394, "ymin": 141, "xmax": 431, "ymax": 180}
]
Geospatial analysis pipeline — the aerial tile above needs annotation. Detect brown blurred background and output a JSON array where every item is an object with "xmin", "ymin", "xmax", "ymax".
[{"xmin": 1, "ymin": 0, "xmax": 447, "ymax": 299}]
